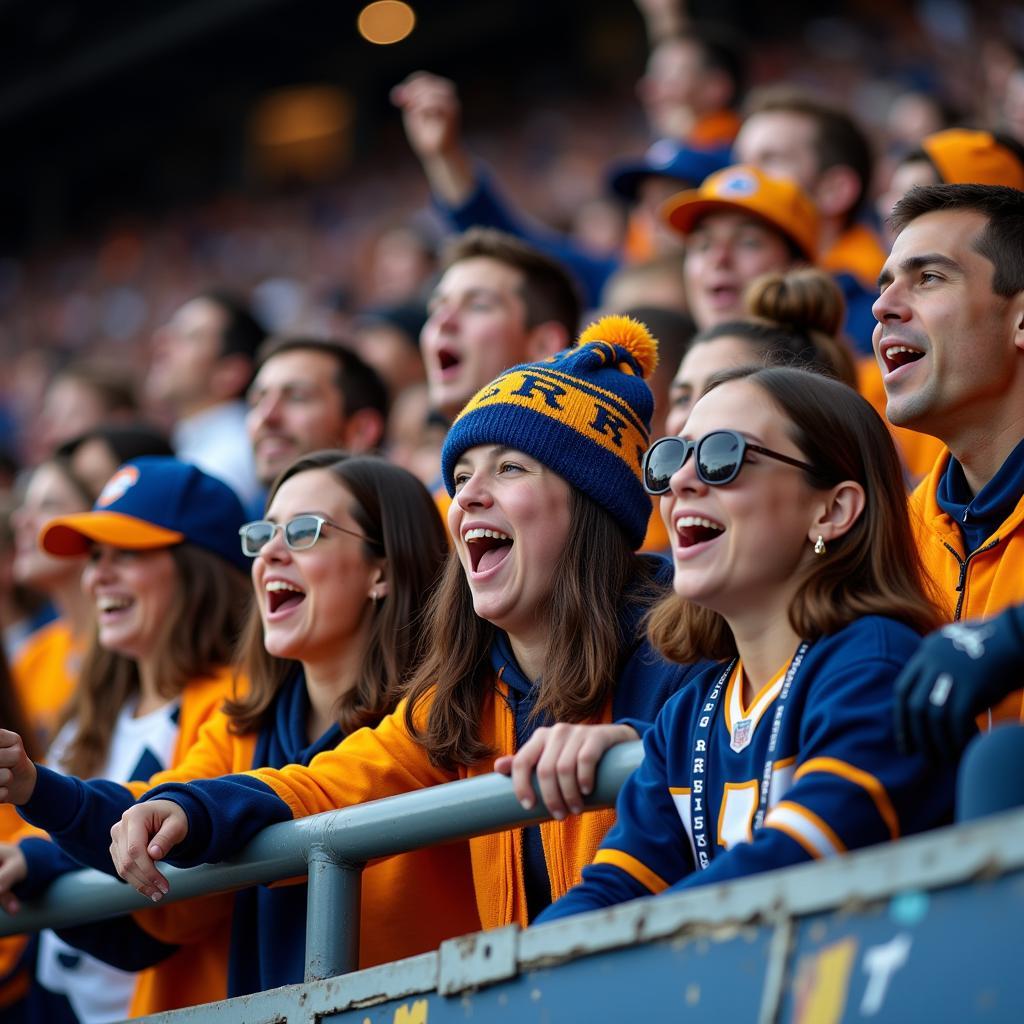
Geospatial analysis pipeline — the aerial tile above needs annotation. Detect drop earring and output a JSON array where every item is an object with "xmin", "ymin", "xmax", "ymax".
[{"xmin": 814, "ymin": 535, "xmax": 826, "ymax": 556}]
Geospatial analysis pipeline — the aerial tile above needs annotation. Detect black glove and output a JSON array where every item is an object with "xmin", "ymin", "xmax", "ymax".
[{"xmin": 894, "ymin": 605, "xmax": 1024, "ymax": 761}]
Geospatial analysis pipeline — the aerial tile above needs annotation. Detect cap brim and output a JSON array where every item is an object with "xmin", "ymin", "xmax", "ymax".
[
  {"xmin": 662, "ymin": 194, "xmax": 815, "ymax": 262},
  {"xmin": 40, "ymin": 512, "xmax": 184, "ymax": 557}
]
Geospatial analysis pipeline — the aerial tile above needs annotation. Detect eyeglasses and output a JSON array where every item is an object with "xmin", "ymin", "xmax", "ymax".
[
  {"xmin": 641, "ymin": 431, "xmax": 819, "ymax": 495},
  {"xmin": 239, "ymin": 515, "xmax": 372, "ymax": 557}
]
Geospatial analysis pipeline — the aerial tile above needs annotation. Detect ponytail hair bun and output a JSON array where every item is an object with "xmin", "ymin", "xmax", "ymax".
[{"xmin": 745, "ymin": 268, "xmax": 845, "ymax": 340}]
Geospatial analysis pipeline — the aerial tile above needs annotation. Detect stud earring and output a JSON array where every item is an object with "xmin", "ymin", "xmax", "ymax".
[
  {"xmin": 370, "ymin": 591, "xmax": 379, "ymax": 605},
  {"xmin": 814, "ymin": 535, "xmax": 826, "ymax": 556}
]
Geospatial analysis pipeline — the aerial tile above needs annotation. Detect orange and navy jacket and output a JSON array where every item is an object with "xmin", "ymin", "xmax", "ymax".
[
  {"xmin": 13, "ymin": 667, "xmax": 238, "ymax": 1019},
  {"xmin": 2, "ymin": 619, "xmax": 81, "ymax": 1014},
  {"xmin": 908, "ymin": 450, "xmax": 1024, "ymax": 724},
  {"xmin": 538, "ymin": 617, "xmax": 955, "ymax": 921},
  {"xmin": 11, "ymin": 619, "xmax": 81, "ymax": 753},
  {"xmin": 20, "ymin": 671, "xmax": 482, "ymax": 1001},
  {"xmin": 136, "ymin": 624, "xmax": 700, "ymax": 932}
]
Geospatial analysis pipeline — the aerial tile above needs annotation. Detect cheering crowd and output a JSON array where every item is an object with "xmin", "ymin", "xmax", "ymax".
[{"xmin": 0, "ymin": 3, "xmax": 1024, "ymax": 1020}]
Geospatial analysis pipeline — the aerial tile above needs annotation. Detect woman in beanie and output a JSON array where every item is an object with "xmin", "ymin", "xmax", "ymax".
[
  {"xmin": 0, "ymin": 457, "xmax": 250, "ymax": 1023},
  {"xmin": 100, "ymin": 317, "xmax": 702, "ymax": 929},
  {"xmin": 0, "ymin": 454, "xmax": 480, "ymax": 1007},
  {"xmin": 538, "ymin": 367, "xmax": 955, "ymax": 923}
]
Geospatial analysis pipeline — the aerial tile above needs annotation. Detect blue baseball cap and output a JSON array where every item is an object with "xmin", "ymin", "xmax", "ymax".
[
  {"xmin": 40, "ymin": 456, "xmax": 249, "ymax": 573},
  {"xmin": 607, "ymin": 139, "xmax": 733, "ymax": 201}
]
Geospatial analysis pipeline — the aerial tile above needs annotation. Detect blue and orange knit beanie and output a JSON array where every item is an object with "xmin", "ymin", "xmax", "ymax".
[{"xmin": 441, "ymin": 315, "xmax": 659, "ymax": 549}]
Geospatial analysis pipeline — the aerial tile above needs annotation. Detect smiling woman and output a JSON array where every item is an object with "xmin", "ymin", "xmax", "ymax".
[
  {"xmin": 0, "ymin": 457, "xmax": 250, "ymax": 1022},
  {"xmin": 539, "ymin": 366, "xmax": 955, "ymax": 924},
  {"xmin": 0, "ymin": 452, "xmax": 480, "ymax": 1005},
  {"xmin": 98, "ymin": 315, "xmax": 705, "ymax": 933}
]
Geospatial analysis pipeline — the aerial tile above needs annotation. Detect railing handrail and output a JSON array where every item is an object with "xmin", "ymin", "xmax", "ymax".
[{"xmin": 0, "ymin": 740, "xmax": 644, "ymax": 940}]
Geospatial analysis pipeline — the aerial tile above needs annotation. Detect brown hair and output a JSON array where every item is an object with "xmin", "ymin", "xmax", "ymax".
[
  {"xmin": 50, "ymin": 360, "xmax": 139, "ymax": 419},
  {"xmin": 253, "ymin": 336, "xmax": 390, "ymax": 423},
  {"xmin": 59, "ymin": 545, "xmax": 249, "ymax": 778},
  {"xmin": 889, "ymin": 183, "xmax": 1024, "ymax": 296},
  {"xmin": 405, "ymin": 489, "xmax": 664, "ymax": 770},
  {"xmin": 440, "ymin": 228, "xmax": 582, "ymax": 335},
  {"xmin": 744, "ymin": 85, "xmax": 873, "ymax": 223},
  {"xmin": 224, "ymin": 452, "xmax": 447, "ymax": 735},
  {"xmin": 648, "ymin": 366, "xmax": 943, "ymax": 663},
  {"xmin": 688, "ymin": 267, "xmax": 857, "ymax": 387}
]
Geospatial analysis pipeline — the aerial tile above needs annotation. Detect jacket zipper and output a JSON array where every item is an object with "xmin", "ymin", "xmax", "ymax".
[{"xmin": 941, "ymin": 538, "xmax": 1000, "ymax": 621}]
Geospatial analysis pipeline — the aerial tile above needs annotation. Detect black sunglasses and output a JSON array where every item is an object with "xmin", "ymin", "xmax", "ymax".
[
  {"xmin": 642, "ymin": 431, "xmax": 819, "ymax": 495},
  {"xmin": 239, "ymin": 514, "xmax": 372, "ymax": 557}
]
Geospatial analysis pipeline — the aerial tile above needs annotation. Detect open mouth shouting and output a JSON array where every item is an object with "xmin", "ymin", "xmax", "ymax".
[
  {"xmin": 879, "ymin": 339, "xmax": 926, "ymax": 379},
  {"xmin": 265, "ymin": 579, "xmax": 306, "ymax": 616},
  {"xmin": 674, "ymin": 514, "xmax": 725, "ymax": 556},
  {"xmin": 435, "ymin": 346, "xmax": 462, "ymax": 378},
  {"xmin": 464, "ymin": 526, "xmax": 514, "ymax": 576}
]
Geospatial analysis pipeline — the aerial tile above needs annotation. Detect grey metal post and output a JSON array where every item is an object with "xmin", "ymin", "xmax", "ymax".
[{"xmin": 304, "ymin": 844, "xmax": 362, "ymax": 981}]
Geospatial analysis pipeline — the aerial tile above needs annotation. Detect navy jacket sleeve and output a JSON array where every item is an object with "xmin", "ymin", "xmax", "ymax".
[
  {"xmin": 13, "ymin": 837, "xmax": 84, "ymax": 899},
  {"xmin": 54, "ymin": 917, "xmax": 178, "ymax": 972},
  {"xmin": 436, "ymin": 168, "xmax": 620, "ymax": 308},
  {"xmin": 141, "ymin": 774, "xmax": 293, "ymax": 866},
  {"xmin": 17, "ymin": 765, "xmax": 137, "ymax": 876}
]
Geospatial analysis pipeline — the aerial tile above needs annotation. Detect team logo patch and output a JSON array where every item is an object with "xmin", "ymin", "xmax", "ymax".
[
  {"xmin": 714, "ymin": 169, "xmax": 758, "ymax": 198},
  {"xmin": 731, "ymin": 717, "xmax": 753, "ymax": 753},
  {"xmin": 97, "ymin": 465, "xmax": 140, "ymax": 508}
]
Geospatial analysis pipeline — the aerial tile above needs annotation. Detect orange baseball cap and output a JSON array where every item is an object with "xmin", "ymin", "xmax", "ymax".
[
  {"xmin": 662, "ymin": 164, "xmax": 820, "ymax": 263},
  {"xmin": 920, "ymin": 129, "xmax": 1024, "ymax": 190}
]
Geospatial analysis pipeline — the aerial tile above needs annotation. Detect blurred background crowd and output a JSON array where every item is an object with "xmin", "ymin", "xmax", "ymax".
[{"xmin": 1, "ymin": 0, "xmax": 1023, "ymax": 606}]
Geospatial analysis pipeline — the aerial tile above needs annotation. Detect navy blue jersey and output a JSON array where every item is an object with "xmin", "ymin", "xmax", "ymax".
[{"xmin": 540, "ymin": 616, "xmax": 956, "ymax": 921}]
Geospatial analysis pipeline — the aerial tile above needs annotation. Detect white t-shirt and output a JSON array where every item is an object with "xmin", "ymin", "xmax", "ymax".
[{"xmin": 35, "ymin": 697, "xmax": 181, "ymax": 1024}]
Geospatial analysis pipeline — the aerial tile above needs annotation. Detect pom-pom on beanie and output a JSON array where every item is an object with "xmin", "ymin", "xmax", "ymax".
[{"xmin": 441, "ymin": 315, "xmax": 659, "ymax": 549}]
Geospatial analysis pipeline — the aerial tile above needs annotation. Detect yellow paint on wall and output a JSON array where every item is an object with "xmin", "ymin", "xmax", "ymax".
[
  {"xmin": 792, "ymin": 938, "xmax": 857, "ymax": 1024},
  {"xmin": 393, "ymin": 999, "xmax": 429, "ymax": 1024}
]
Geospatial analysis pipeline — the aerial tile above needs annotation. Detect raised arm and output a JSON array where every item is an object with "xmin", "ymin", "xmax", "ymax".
[{"xmin": 392, "ymin": 71, "xmax": 476, "ymax": 207}]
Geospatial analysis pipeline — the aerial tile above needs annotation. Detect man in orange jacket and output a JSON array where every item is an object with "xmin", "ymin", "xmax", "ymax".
[{"xmin": 874, "ymin": 183, "xmax": 1024, "ymax": 758}]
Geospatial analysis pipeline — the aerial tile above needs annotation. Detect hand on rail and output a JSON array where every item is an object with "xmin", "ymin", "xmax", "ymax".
[
  {"xmin": 0, "ymin": 842, "xmax": 27, "ymax": 915},
  {"xmin": 109, "ymin": 799, "xmax": 188, "ymax": 902},
  {"xmin": 494, "ymin": 723, "xmax": 639, "ymax": 820},
  {"xmin": 0, "ymin": 730, "xmax": 36, "ymax": 805}
]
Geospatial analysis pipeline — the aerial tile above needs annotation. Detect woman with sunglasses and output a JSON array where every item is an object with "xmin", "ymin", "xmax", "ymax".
[
  {"xmin": 100, "ymin": 316, "xmax": 704, "ymax": 929},
  {"xmin": 537, "ymin": 365, "xmax": 956, "ymax": 922},
  {"xmin": 0, "ymin": 453, "xmax": 481, "ymax": 1007},
  {"xmin": 0, "ymin": 457, "xmax": 249, "ymax": 1023}
]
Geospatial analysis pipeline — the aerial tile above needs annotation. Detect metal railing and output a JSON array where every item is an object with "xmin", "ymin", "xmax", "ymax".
[{"xmin": 0, "ymin": 741, "xmax": 644, "ymax": 981}]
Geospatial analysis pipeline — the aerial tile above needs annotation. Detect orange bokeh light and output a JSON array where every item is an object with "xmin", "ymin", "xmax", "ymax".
[{"xmin": 357, "ymin": 2, "xmax": 415, "ymax": 45}]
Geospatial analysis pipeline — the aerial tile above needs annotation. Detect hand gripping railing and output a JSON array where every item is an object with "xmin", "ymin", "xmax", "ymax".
[{"xmin": 0, "ymin": 741, "xmax": 644, "ymax": 982}]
